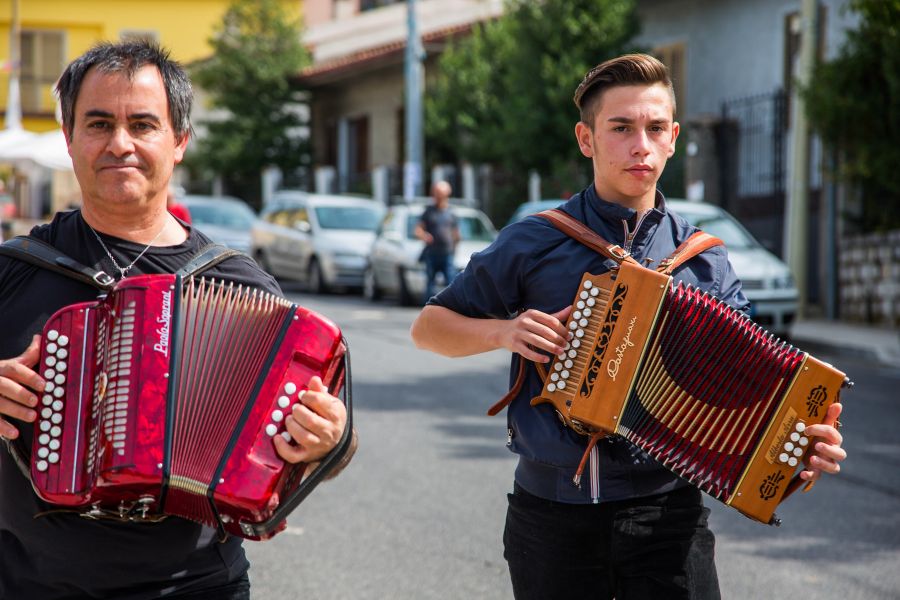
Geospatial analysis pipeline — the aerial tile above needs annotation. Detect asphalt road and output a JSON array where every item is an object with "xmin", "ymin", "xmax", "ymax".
[{"xmin": 246, "ymin": 289, "xmax": 900, "ymax": 600}]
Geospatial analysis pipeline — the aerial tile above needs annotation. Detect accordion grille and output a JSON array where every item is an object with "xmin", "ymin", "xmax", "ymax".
[{"xmin": 617, "ymin": 283, "xmax": 805, "ymax": 502}]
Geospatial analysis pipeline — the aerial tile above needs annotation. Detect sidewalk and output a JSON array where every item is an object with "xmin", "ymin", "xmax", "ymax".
[{"xmin": 790, "ymin": 318, "xmax": 900, "ymax": 369}]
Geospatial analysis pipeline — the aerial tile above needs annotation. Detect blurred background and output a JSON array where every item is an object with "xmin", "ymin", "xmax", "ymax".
[{"xmin": 0, "ymin": 1, "xmax": 897, "ymax": 598}]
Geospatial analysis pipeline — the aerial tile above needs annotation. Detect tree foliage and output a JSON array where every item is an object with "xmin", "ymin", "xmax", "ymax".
[
  {"xmin": 189, "ymin": 0, "xmax": 310, "ymax": 207},
  {"xmin": 803, "ymin": 0, "xmax": 900, "ymax": 232},
  {"xmin": 426, "ymin": 0, "xmax": 639, "ymax": 213}
]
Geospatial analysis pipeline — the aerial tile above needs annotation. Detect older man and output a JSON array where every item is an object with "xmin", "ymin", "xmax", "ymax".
[{"xmin": 0, "ymin": 40, "xmax": 352, "ymax": 599}]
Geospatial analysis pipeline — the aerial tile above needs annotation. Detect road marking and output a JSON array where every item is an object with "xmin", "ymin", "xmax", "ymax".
[
  {"xmin": 283, "ymin": 525, "xmax": 305, "ymax": 536},
  {"xmin": 350, "ymin": 310, "xmax": 389, "ymax": 320}
]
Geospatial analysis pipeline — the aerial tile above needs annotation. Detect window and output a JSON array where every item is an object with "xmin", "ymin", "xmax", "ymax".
[
  {"xmin": 653, "ymin": 43, "xmax": 686, "ymax": 118},
  {"xmin": 20, "ymin": 30, "xmax": 65, "ymax": 114}
]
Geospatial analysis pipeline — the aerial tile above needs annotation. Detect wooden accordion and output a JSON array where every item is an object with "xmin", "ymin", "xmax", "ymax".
[
  {"xmin": 532, "ymin": 258, "xmax": 850, "ymax": 525},
  {"xmin": 30, "ymin": 274, "xmax": 352, "ymax": 540}
]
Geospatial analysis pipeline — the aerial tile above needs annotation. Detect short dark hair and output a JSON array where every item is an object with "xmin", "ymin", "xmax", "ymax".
[
  {"xmin": 56, "ymin": 40, "xmax": 193, "ymax": 142},
  {"xmin": 573, "ymin": 53, "xmax": 675, "ymax": 128}
]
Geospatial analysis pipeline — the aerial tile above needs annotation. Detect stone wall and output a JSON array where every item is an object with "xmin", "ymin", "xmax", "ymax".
[{"xmin": 839, "ymin": 230, "xmax": 900, "ymax": 325}]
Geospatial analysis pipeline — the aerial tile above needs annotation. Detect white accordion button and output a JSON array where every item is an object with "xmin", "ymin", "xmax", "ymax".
[
  {"xmin": 583, "ymin": 308, "xmax": 592, "ymax": 317},
  {"xmin": 792, "ymin": 447, "xmax": 804, "ymax": 457},
  {"xmin": 557, "ymin": 381, "xmax": 566, "ymax": 390},
  {"xmin": 46, "ymin": 342, "xmax": 58, "ymax": 354},
  {"xmin": 586, "ymin": 298, "xmax": 596, "ymax": 307},
  {"xmin": 554, "ymin": 363, "xmax": 563, "ymax": 372},
  {"xmin": 36, "ymin": 460, "xmax": 48, "ymax": 472},
  {"xmin": 550, "ymin": 373, "xmax": 559, "ymax": 382},
  {"xmin": 584, "ymin": 280, "xmax": 593, "ymax": 289},
  {"xmin": 49, "ymin": 439, "xmax": 60, "ymax": 451},
  {"xmin": 576, "ymin": 301, "xmax": 585, "ymax": 310},
  {"xmin": 561, "ymin": 370, "xmax": 570, "ymax": 379},
  {"xmin": 795, "ymin": 421, "xmax": 806, "ymax": 433},
  {"xmin": 47, "ymin": 330, "xmax": 59, "ymax": 341},
  {"xmin": 45, "ymin": 356, "xmax": 57, "ymax": 367},
  {"xmin": 578, "ymin": 318, "xmax": 588, "ymax": 328},
  {"xmin": 557, "ymin": 352, "xmax": 566, "ymax": 360},
  {"xmin": 48, "ymin": 452, "xmax": 59, "ymax": 464},
  {"xmin": 580, "ymin": 291, "xmax": 589, "ymax": 300},
  {"xmin": 265, "ymin": 424, "xmax": 278, "ymax": 436},
  {"xmin": 590, "ymin": 288, "xmax": 599, "ymax": 297},
  {"xmin": 281, "ymin": 432, "xmax": 292, "ymax": 442},
  {"xmin": 790, "ymin": 432, "xmax": 800, "ymax": 442},
  {"xmin": 284, "ymin": 382, "xmax": 297, "ymax": 395},
  {"xmin": 568, "ymin": 350, "xmax": 577, "ymax": 359},
  {"xmin": 53, "ymin": 387, "xmax": 65, "ymax": 398},
  {"xmin": 788, "ymin": 457, "xmax": 798, "ymax": 467},
  {"xmin": 51, "ymin": 413, "xmax": 63, "ymax": 425},
  {"xmin": 56, "ymin": 361, "xmax": 67, "ymax": 373},
  {"xmin": 57, "ymin": 348, "xmax": 68, "ymax": 359},
  {"xmin": 39, "ymin": 421, "xmax": 51, "ymax": 432},
  {"xmin": 57, "ymin": 335, "xmax": 69, "ymax": 346},
  {"xmin": 52, "ymin": 400, "xmax": 63, "ymax": 411},
  {"xmin": 41, "ymin": 408, "xmax": 52, "ymax": 419},
  {"xmin": 798, "ymin": 437, "xmax": 809, "ymax": 447},
  {"xmin": 564, "ymin": 360, "xmax": 573, "ymax": 369},
  {"xmin": 54, "ymin": 374, "xmax": 66, "ymax": 385},
  {"xmin": 44, "ymin": 369, "xmax": 55, "ymax": 379},
  {"xmin": 778, "ymin": 452, "xmax": 789, "ymax": 463},
  {"xmin": 37, "ymin": 447, "xmax": 49, "ymax": 459},
  {"xmin": 42, "ymin": 395, "xmax": 53, "ymax": 406},
  {"xmin": 50, "ymin": 426, "xmax": 61, "ymax": 437},
  {"xmin": 784, "ymin": 442, "xmax": 795, "ymax": 452},
  {"xmin": 38, "ymin": 434, "xmax": 50, "ymax": 445},
  {"xmin": 569, "ymin": 321, "xmax": 578, "ymax": 331},
  {"xmin": 547, "ymin": 383, "xmax": 557, "ymax": 392},
  {"xmin": 575, "ymin": 330, "xmax": 584, "ymax": 339},
  {"xmin": 278, "ymin": 395, "xmax": 291, "ymax": 409},
  {"xmin": 572, "ymin": 339, "xmax": 581, "ymax": 348},
  {"xmin": 573, "ymin": 311, "xmax": 582, "ymax": 320},
  {"xmin": 272, "ymin": 410, "xmax": 284, "ymax": 423}
]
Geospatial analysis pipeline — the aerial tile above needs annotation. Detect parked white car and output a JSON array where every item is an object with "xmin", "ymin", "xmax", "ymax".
[
  {"xmin": 179, "ymin": 194, "xmax": 257, "ymax": 255},
  {"xmin": 364, "ymin": 203, "xmax": 498, "ymax": 305},
  {"xmin": 251, "ymin": 192, "xmax": 385, "ymax": 292},
  {"xmin": 506, "ymin": 197, "xmax": 799, "ymax": 335}
]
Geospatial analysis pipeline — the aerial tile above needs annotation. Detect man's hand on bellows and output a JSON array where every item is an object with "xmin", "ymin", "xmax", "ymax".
[
  {"xmin": 0, "ymin": 335, "xmax": 45, "ymax": 440},
  {"xmin": 496, "ymin": 306, "xmax": 572, "ymax": 364},
  {"xmin": 273, "ymin": 375, "xmax": 347, "ymax": 464}
]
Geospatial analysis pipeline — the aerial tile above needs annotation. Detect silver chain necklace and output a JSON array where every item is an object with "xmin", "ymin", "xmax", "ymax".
[{"xmin": 86, "ymin": 220, "xmax": 167, "ymax": 280}]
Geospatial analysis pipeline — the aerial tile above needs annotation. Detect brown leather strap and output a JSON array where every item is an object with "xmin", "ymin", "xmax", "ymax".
[
  {"xmin": 656, "ymin": 231, "xmax": 724, "ymax": 275},
  {"xmin": 537, "ymin": 209, "xmax": 631, "ymax": 264},
  {"xmin": 488, "ymin": 355, "xmax": 527, "ymax": 416}
]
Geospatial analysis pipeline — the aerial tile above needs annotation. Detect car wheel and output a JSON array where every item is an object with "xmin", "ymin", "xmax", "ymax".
[
  {"xmin": 363, "ymin": 264, "xmax": 382, "ymax": 301},
  {"xmin": 397, "ymin": 266, "xmax": 417, "ymax": 307},
  {"xmin": 308, "ymin": 257, "xmax": 329, "ymax": 294}
]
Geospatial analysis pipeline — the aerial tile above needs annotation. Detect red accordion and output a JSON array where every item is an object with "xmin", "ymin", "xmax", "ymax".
[
  {"xmin": 533, "ymin": 259, "xmax": 850, "ymax": 525},
  {"xmin": 30, "ymin": 274, "xmax": 352, "ymax": 540}
]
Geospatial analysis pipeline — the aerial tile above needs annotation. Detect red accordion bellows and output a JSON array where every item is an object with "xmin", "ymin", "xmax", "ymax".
[{"xmin": 30, "ymin": 274, "xmax": 350, "ymax": 540}]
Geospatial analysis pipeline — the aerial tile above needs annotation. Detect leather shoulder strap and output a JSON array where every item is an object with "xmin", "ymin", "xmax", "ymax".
[
  {"xmin": 537, "ymin": 209, "xmax": 631, "ymax": 264},
  {"xmin": 0, "ymin": 236, "xmax": 115, "ymax": 290},
  {"xmin": 175, "ymin": 243, "xmax": 242, "ymax": 278},
  {"xmin": 656, "ymin": 231, "xmax": 724, "ymax": 275}
]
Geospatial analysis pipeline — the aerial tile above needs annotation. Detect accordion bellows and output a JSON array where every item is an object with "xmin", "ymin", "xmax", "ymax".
[
  {"xmin": 532, "ymin": 260, "xmax": 848, "ymax": 524},
  {"xmin": 31, "ymin": 274, "xmax": 350, "ymax": 540}
]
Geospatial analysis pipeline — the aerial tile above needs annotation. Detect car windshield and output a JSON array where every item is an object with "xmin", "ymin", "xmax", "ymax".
[
  {"xmin": 677, "ymin": 210, "xmax": 757, "ymax": 249},
  {"xmin": 405, "ymin": 213, "xmax": 495, "ymax": 242},
  {"xmin": 187, "ymin": 202, "xmax": 256, "ymax": 229},
  {"xmin": 314, "ymin": 206, "xmax": 381, "ymax": 231}
]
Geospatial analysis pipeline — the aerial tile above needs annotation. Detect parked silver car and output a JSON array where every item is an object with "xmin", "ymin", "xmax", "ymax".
[
  {"xmin": 251, "ymin": 192, "xmax": 384, "ymax": 292},
  {"xmin": 364, "ymin": 202, "xmax": 498, "ymax": 305},
  {"xmin": 179, "ymin": 194, "xmax": 257, "ymax": 254}
]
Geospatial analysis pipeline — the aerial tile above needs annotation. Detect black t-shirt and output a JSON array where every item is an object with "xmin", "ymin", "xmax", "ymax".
[
  {"xmin": 419, "ymin": 205, "xmax": 458, "ymax": 255},
  {"xmin": 0, "ymin": 209, "xmax": 281, "ymax": 599}
]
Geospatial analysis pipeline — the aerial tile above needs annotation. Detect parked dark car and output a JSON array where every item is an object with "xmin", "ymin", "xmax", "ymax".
[{"xmin": 179, "ymin": 194, "xmax": 257, "ymax": 254}]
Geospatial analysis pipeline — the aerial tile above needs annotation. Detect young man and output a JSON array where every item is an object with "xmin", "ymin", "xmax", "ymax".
[
  {"xmin": 0, "ymin": 41, "xmax": 353, "ymax": 599},
  {"xmin": 414, "ymin": 180, "xmax": 460, "ymax": 303},
  {"xmin": 411, "ymin": 54, "xmax": 846, "ymax": 599}
]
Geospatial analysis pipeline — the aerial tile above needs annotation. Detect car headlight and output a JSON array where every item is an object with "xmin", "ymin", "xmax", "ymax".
[{"xmin": 770, "ymin": 274, "xmax": 795, "ymax": 289}]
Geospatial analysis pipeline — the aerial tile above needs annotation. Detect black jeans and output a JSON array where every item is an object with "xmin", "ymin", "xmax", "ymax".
[
  {"xmin": 503, "ymin": 483, "xmax": 720, "ymax": 600},
  {"xmin": 167, "ymin": 574, "xmax": 250, "ymax": 599}
]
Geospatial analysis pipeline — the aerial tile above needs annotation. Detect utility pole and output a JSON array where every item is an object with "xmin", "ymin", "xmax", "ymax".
[
  {"xmin": 785, "ymin": 0, "xmax": 818, "ymax": 318},
  {"xmin": 403, "ymin": 0, "xmax": 425, "ymax": 200},
  {"xmin": 5, "ymin": 0, "xmax": 22, "ymax": 130}
]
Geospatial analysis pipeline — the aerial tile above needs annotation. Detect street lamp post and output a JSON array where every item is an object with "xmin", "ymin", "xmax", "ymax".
[{"xmin": 403, "ymin": 0, "xmax": 425, "ymax": 201}]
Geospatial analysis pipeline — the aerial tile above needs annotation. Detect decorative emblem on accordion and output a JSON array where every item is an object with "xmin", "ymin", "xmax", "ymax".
[
  {"xmin": 30, "ymin": 274, "xmax": 353, "ymax": 540},
  {"xmin": 531, "ymin": 259, "xmax": 851, "ymax": 525}
]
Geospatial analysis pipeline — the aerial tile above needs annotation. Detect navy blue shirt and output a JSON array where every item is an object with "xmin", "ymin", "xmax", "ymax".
[{"xmin": 431, "ymin": 185, "xmax": 749, "ymax": 504}]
